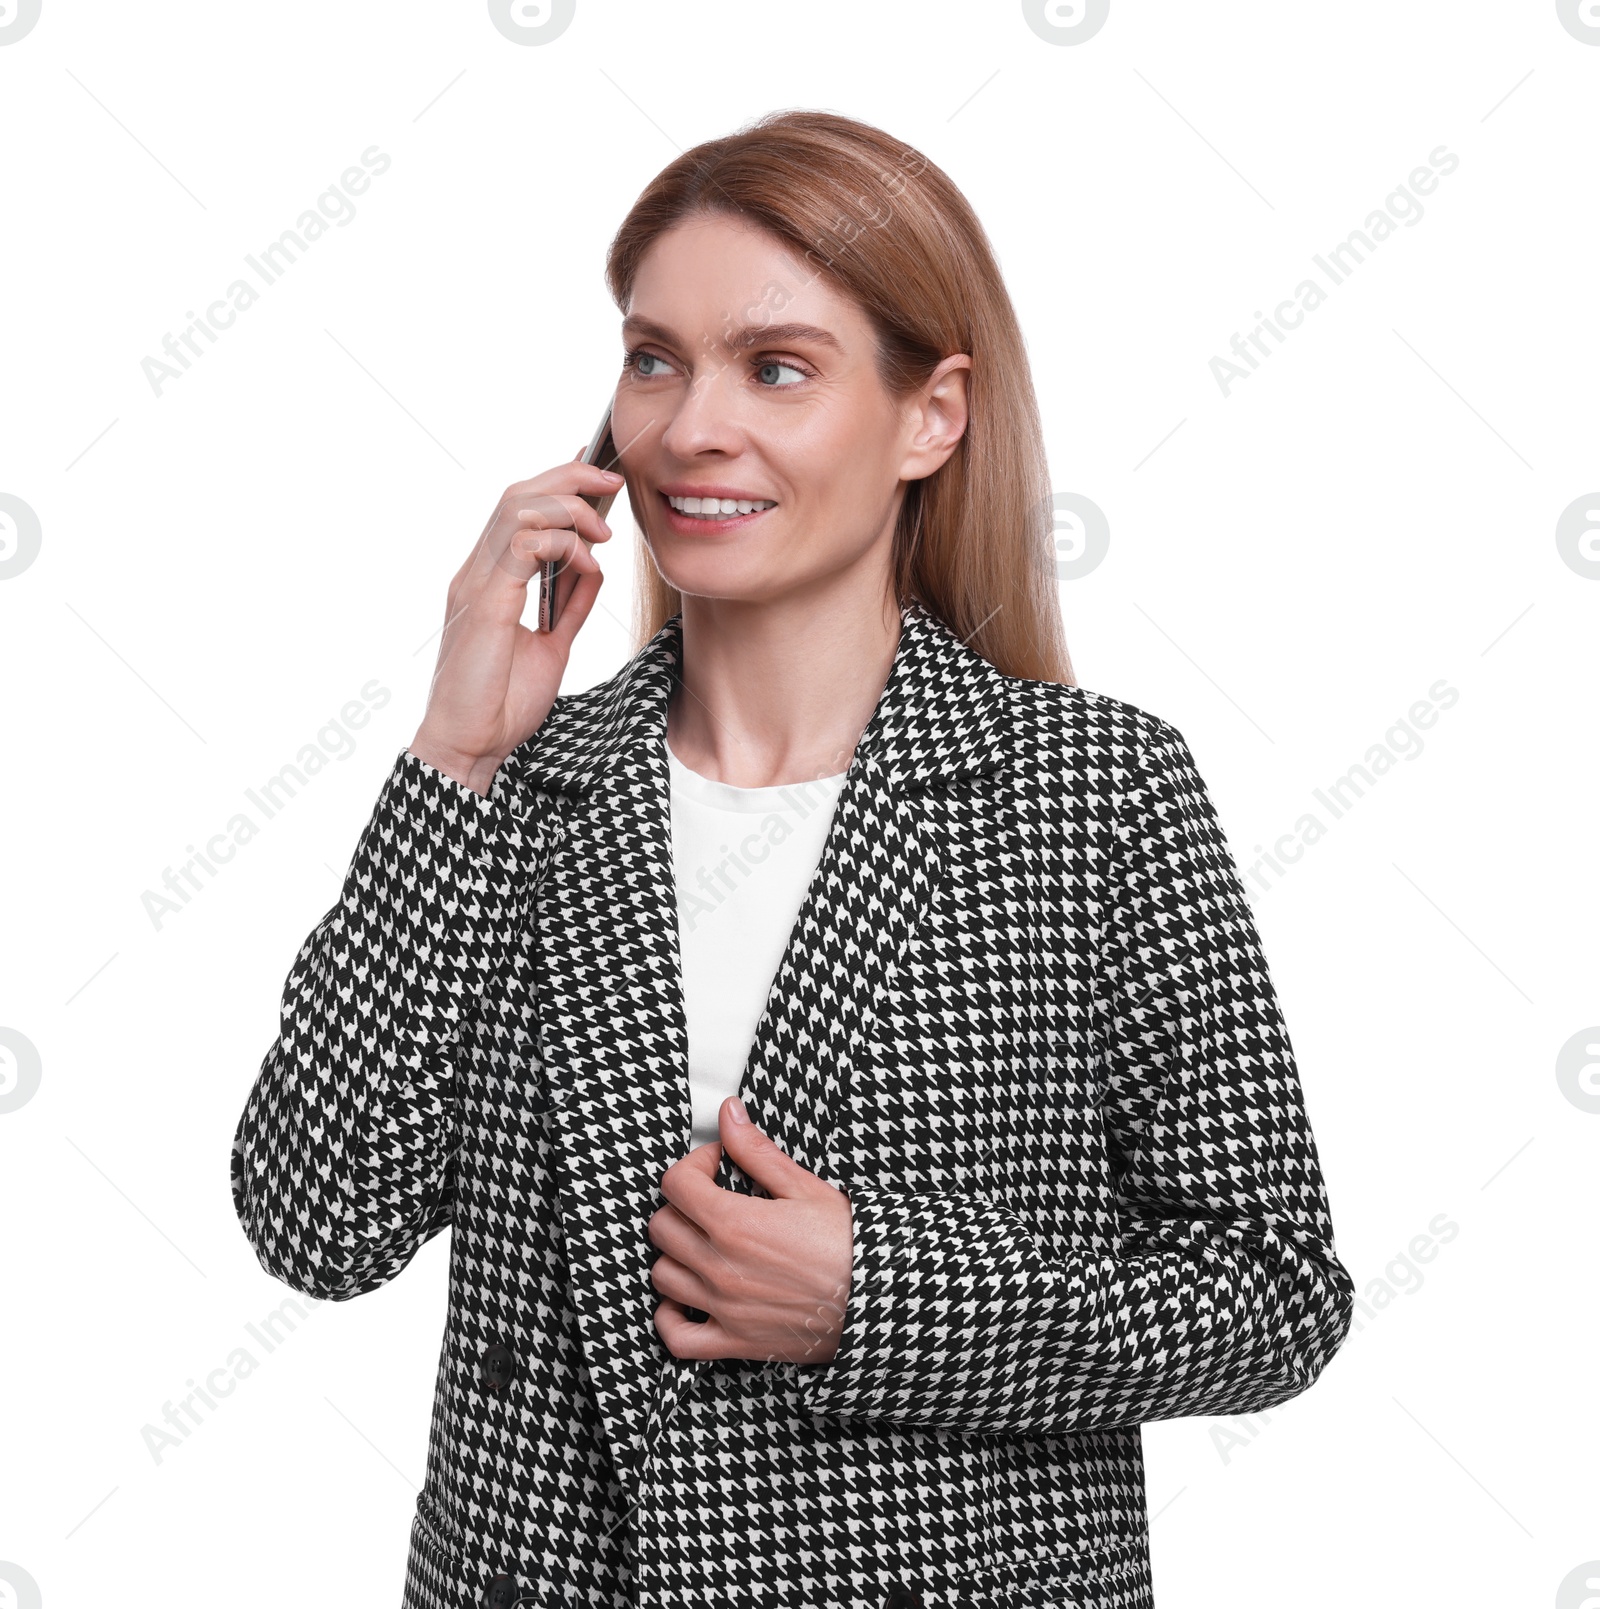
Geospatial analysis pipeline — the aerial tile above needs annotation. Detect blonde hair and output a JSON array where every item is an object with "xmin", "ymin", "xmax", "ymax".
[{"xmin": 604, "ymin": 108, "xmax": 1074, "ymax": 686}]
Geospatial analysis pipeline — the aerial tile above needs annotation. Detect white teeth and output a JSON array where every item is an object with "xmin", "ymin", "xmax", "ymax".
[{"xmin": 667, "ymin": 495, "xmax": 776, "ymax": 516}]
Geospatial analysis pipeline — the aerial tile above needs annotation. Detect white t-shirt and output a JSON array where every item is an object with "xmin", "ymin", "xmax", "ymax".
[{"xmin": 665, "ymin": 737, "xmax": 849, "ymax": 1151}]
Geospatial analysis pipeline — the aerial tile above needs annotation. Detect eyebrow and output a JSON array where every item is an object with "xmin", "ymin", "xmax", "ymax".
[{"xmin": 621, "ymin": 315, "xmax": 844, "ymax": 356}]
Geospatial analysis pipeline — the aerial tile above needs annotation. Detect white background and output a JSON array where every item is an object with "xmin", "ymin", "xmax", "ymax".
[{"xmin": 2, "ymin": 1, "xmax": 1596, "ymax": 1605}]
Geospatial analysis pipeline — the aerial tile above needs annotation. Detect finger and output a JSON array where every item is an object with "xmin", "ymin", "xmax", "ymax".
[
  {"xmin": 494, "ymin": 525, "xmax": 599, "ymax": 616},
  {"xmin": 718, "ymin": 1105, "xmax": 816, "ymax": 1200},
  {"xmin": 547, "ymin": 552, "xmax": 605, "ymax": 648},
  {"xmin": 469, "ymin": 525, "xmax": 566, "ymax": 607},
  {"xmin": 647, "ymin": 1201, "xmax": 727, "ymax": 1279},
  {"xmin": 675, "ymin": 1141, "xmax": 722, "ymax": 1174},
  {"xmin": 454, "ymin": 491, "xmax": 558, "ymax": 598},
  {"xmin": 649, "ymin": 1193, "xmax": 751, "ymax": 1302},
  {"xmin": 507, "ymin": 522, "xmax": 592, "ymax": 574},
  {"xmin": 482, "ymin": 478, "xmax": 611, "ymax": 551},
  {"xmin": 649, "ymin": 1251, "xmax": 715, "ymax": 1311},
  {"xmin": 501, "ymin": 461, "xmax": 623, "ymax": 499},
  {"xmin": 515, "ymin": 491, "xmax": 613, "ymax": 545},
  {"xmin": 659, "ymin": 1150, "xmax": 745, "ymax": 1228},
  {"xmin": 654, "ymin": 1297, "xmax": 731, "ymax": 1361},
  {"xmin": 466, "ymin": 476, "xmax": 616, "ymax": 588}
]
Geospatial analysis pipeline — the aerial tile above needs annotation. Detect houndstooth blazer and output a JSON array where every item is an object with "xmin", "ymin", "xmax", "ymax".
[{"xmin": 231, "ymin": 596, "xmax": 1354, "ymax": 1609}]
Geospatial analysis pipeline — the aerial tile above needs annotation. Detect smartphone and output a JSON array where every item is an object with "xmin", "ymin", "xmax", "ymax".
[{"xmin": 539, "ymin": 401, "xmax": 620, "ymax": 632}]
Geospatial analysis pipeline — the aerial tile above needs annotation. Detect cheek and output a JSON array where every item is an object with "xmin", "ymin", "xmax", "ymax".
[
  {"xmin": 780, "ymin": 418, "xmax": 896, "ymax": 510},
  {"xmin": 816, "ymin": 449, "xmax": 899, "ymax": 530},
  {"xmin": 609, "ymin": 396, "xmax": 649, "ymax": 455}
]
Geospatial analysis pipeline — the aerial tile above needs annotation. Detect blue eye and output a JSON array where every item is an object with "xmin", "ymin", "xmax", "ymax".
[
  {"xmin": 756, "ymin": 359, "xmax": 808, "ymax": 387},
  {"xmin": 624, "ymin": 348, "xmax": 675, "ymax": 378}
]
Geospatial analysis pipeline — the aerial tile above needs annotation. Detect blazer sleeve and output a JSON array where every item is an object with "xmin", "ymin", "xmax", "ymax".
[
  {"xmin": 230, "ymin": 747, "xmax": 538, "ymax": 1301},
  {"xmin": 787, "ymin": 718, "xmax": 1354, "ymax": 1434}
]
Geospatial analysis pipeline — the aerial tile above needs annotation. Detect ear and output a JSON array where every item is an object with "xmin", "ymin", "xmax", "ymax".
[{"xmin": 897, "ymin": 354, "xmax": 971, "ymax": 483}]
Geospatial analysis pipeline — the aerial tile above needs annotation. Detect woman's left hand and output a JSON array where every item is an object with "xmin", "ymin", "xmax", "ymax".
[{"xmin": 649, "ymin": 1098, "xmax": 854, "ymax": 1365}]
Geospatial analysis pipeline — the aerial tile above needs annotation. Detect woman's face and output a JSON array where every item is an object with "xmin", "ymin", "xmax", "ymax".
[{"xmin": 611, "ymin": 212, "xmax": 968, "ymax": 609}]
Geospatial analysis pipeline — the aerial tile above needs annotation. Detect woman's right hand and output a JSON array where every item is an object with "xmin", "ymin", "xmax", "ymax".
[{"xmin": 408, "ymin": 453, "xmax": 621, "ymax": 795}]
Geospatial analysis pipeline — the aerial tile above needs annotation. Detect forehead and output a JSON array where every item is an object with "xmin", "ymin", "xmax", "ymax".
[{"xmin": 625, "ymin": 214, "xmax": 869, "ymax": 349}]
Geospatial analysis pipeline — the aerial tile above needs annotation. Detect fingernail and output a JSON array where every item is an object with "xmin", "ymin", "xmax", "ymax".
[
  {"xmin": 728, "ymin": 1098, "xmax": 749, "ymax": 1124},
  {"xmin": 603, "ymin": 469, "xmax": 623, "ymax": 482}
]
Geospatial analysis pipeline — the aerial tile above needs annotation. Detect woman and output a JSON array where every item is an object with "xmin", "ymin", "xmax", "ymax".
[{"xmin": 231, "ymin": 110, "xmax": 1353, "ymax": 1609}]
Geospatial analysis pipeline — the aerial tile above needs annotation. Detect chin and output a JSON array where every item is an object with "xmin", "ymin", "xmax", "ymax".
[{"xmin": 647, "ymin": 544, "xmax": 768, "ymax": 603}]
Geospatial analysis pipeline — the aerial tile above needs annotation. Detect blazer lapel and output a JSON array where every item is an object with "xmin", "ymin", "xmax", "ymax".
[
  {"xmin": 494, "ymin": 619, "xmax": 687, "ymax": 1509},
  {"xmin": 495, "ymin": 598, "xmax": 1013, "ymax": 1504}
]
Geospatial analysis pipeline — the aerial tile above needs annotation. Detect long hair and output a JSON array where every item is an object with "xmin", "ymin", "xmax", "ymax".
[{"xmin": 603, "ymin": 108, "xmax": 1074, "ymax": 686}]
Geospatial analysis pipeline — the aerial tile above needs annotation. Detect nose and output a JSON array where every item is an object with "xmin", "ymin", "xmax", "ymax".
[{"xmin": 657, "ymin": 358, "xmax": 747, "ymax": 461}]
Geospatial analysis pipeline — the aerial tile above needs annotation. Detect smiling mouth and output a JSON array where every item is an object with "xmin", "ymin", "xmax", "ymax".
[{"xmin": 659, "ymin": 490, "xmax": 778, "ymax": 530}]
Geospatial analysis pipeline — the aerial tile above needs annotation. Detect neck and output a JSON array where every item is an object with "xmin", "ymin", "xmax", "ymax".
[{"xmin": 665, "ymin": 587, "xmax": 902, "ymax": 788}]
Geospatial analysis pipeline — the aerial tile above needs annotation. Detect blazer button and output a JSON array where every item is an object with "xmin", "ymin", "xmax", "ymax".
[
  {"xmin": 481, "ymin": 1343, "xmax": 516, "ymax": 1391},
  {"xmin": 884, "ymin": 1588, "xmax": 923, "ymax": 1609},
  {"xmin": 484, "ymin": 1574, "xmax": 517, "ymax": 1609}
]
